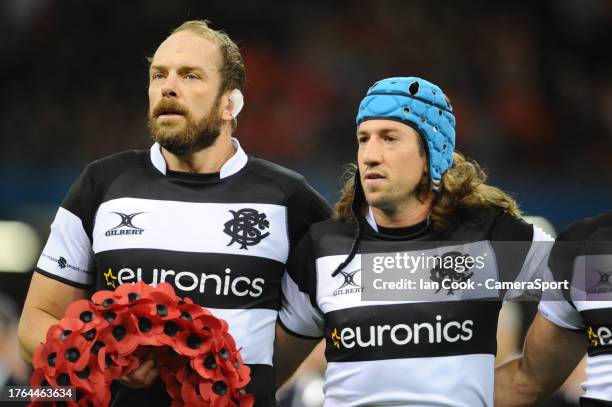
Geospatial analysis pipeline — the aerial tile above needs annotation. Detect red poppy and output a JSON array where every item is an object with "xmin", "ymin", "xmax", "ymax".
[
  {"xmin": 113, "ymin": 281, "xmax": 155, "ymax": 305},
  {"xmin": 33, "ymin": 337, "xmax": 63, "ymax": 378},
  {"xmin": 98, "ymin": 312, "xmax": 139, "ymax": 355},
  {"xmin": 64, "ymin": 300, "xmax": 103, "ymax": 332}
]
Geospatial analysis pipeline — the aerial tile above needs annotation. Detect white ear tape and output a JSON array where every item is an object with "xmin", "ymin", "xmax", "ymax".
[{"xmin": 229, "ymin": 89, "xmax": 244, "ymax": 118}]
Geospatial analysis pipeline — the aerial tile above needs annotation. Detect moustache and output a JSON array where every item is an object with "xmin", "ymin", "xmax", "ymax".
[{"xmin": 151, "ymin": 100, "xmax": 189, "ymax": 118}]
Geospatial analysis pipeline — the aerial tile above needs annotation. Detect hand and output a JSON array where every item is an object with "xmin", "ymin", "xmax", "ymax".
[{"xmin": 117, "ymin": 353, "xmax": 159, "ymax": 389}]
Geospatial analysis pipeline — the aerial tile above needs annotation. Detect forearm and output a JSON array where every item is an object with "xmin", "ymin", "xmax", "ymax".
[
  {"xmin": 17, "ymin": 307, "xmax": 60, "ymax": 366},
  {"xmin": 495, "ymin": 357, "xmax": 542, "ymax": 407}
]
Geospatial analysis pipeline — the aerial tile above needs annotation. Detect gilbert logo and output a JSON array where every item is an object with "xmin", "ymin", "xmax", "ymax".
[
  {"xmin": 333, "ymin": 268, "xmax": 362, "ymax": 296},
  {"xmin": 105, "ymin": 212, "xmax": 146, "ymax": 237},
  {"xmin": 587, "ymin": 270, "xmax": 612, "ymax": 294},
  {"xmin": 331, "ymin": 316, "xmax": 473, "ymax": 349}
]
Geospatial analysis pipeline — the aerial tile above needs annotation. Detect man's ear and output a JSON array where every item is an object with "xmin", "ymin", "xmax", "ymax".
[{"xmin": 220, "ymin": 91, "xmax": 234, "ymax": 122}]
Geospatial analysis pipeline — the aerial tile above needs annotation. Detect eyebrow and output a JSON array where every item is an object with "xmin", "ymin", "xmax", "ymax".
[
  {"xmin": 356, "ymin": 128, "xmax": 399, "ymax": 136},
  {"xmin": 149, "ymin": 65, "xmax": 208, "ymax": 74}
]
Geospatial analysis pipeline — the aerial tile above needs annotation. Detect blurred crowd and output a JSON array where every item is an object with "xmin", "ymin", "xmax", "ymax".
[
  {"xmin": 1, "ymin": 0, "xmax": 611, "ymax": 229},
  {"xmin": 1, "ymin": 2, "xmax": 610, "ymax": 405}
]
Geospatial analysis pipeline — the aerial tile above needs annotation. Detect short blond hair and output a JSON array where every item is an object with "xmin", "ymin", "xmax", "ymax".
[{"xmin": 172, "ymin": 20, "xmax": 245, "ymax": 94}]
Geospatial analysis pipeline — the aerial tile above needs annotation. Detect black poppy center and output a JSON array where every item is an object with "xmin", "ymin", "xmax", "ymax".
[
  {"xmin": 180, "ymin": 311, "xmax": 192, "ymax": 320},
  {"xmin": 128, "ymin": 293, "xmax": 140, "ymax": 302},
  {"xmin": 156, "ymin": 304, "xmax": 168, "ymax": 317},
  {"xmin": 163, "ymin": 321, "xmax": 180, "ymax": 336},
  {"xmin": 65, "ymin": 348, "xmax": 80, "ymax": 363},
  {"xmin": 47, "ymin": 352, "xmax": 57, "ymax": 367},
  {"xmin": 76, "ymin": 366, "xmax": 90, "ymax": 379},
  {"xmin": 138, "ymin": 317, "xmax": 152, "ymax": 333},
  {"xmin": 204, "ymin": 355, "xmax": 217, "ymax": 370},
  {"xmin": 112, "ymin": 325, "xmax": 127, "ymax": 341},
  {"xmin": 102, "ymin": 298, "xmax": 114, "ymax": 308},
  {"xmin": 186, "ymin": 334, "xmax": 201, "ymax": 349},
  {"xmin": 60, "ymin": 330, "xmax": 72, "ymax": 341},
  {"xmin": 104, "ymin": 310, "xmax": 116, "ymax": 323},
  {"xmin": 91, "ymin": 341, "xmax": 105, "ymax": 356},
  {"xmin": 79, "ymin": 311, "xmax": 93, "ymax": 323},
  {"xmin": 219, "ymin": 348, "xmax": 229, "ymax": 361},
  {"xmin": 212, "ymin": 380, "xmax": 227, "ymax": 396},
  {"xmin": 82, "ymin": 328, "xmax": 96, "ymax": 341},
  {"xmin": 57, "ymin": 373, "xmax": 71, "ymax": 387}
]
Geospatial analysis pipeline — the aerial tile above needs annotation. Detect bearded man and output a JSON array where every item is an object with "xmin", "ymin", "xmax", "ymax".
[{"xmin": 18, "ymin": 20, "xmax": 330, "ymax": 407}]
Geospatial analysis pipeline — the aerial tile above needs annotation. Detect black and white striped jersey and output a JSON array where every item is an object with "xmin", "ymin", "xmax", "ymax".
[
  {"xmin": 36, "ymin": 138, "xmax": 331, "ymax": 407},
  {"xmin": 279, "ymin": 208, "xmax": 552, "ymax": 407},
  {"xmin": 539, "ymin": 210, "xmax": 612, "ymax": 405}
]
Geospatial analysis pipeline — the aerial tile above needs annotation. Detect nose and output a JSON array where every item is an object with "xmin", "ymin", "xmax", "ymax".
[
  {"xmin": 161, "ymin": 73, "xmax": 178, "ymax": 98},
  {"xmin": 361, "ymin": 137, "xmax": 383, "ymax": 167}
]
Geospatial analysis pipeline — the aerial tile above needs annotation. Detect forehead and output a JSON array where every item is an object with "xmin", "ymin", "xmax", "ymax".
[
  {"xmin": 151, "ymin": 31, "xmax": 221, "ymax": 71},
  {"xmin": 357, "ymin": 119, "xmax": 419, "ymax": 136}
]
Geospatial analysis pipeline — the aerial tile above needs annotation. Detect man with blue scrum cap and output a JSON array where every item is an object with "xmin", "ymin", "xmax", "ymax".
[{"xmin": 274, "ymin": 76, "xmax": 553, "ymax": 406}]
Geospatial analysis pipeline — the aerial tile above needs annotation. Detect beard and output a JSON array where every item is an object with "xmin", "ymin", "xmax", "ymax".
[{"xmin": 148, "ymin": 98, "xmax": 223, "ymax": 156}]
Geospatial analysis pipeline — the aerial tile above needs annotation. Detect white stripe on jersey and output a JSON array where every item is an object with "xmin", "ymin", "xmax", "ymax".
[
  {"xmin": 37, "ymin": 207, "xmax": 94, "ymax": 285},
  {"xmin": 584, "ymin": 354, "xmax": 612, "ymax": 401},
  {"xmin": 92, "ymin": 198, "xmax": 289, "ymax": 263},
  {"xmin": 280, "ymin": 273, "xmax": 325, "ymax": 337},
  {"xmin": 207, "ymin": 307, "xmax": 277, "ymax": 366},
  {"xmin": 323, "ymin": 354, "xmax": 494, "ymax": 407}
]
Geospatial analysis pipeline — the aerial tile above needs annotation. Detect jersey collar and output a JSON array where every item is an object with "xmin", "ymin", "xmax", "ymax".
[{"xmin": 149, "ymin": 137, "xmax": 248, "ymax": 179}]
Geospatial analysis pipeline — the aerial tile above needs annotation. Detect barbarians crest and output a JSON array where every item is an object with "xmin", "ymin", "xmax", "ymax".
[{"xmin": 223, "ymin": 208, "xmax": 270, "ymax": 250}]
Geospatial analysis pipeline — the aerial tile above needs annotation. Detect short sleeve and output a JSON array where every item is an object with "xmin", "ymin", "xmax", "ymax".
[
  {"xmin": 35, "ymin": 164, "xmax": 97, "ymax": 288},
  {"xmin": 286, "ymin": 178, "xmax": 331, "ymax": 254},
  {"xmin": 279, "ymin": 232, "xmax": 324, "ymax": 339}
]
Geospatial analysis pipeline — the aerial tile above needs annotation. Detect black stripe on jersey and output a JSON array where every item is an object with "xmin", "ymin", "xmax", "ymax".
[
  {"xmin": 324, "ymin": 301, "xmax": 501, "ymax": 362},
  {"xmin": 581, "ymin": 308, "xmax": 612, "ymax": 357},
  {"xmin": 278, "ymin": 317, "xmax": 324, "ymax": 340},
  {"xmin": 580, "ymin": 396, "xmax": 612, "ymax": 406},
  {"xmin": 35, "ymin": 268, "xmax": 91, "ymax": 289},
  {"xmin": 94, "ymin": 250, "xmax": 284, "ymax": 310}
]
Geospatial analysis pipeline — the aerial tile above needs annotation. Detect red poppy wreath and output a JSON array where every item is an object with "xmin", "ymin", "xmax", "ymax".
[{"xmin": 29, "ymin": 281, "xmax": 254, "ymax": 407}]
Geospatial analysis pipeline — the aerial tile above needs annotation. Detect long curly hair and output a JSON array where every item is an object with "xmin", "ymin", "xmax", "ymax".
[{"xmin": 335, "ymin": 151, "xmax": 521, "ymax": 231}]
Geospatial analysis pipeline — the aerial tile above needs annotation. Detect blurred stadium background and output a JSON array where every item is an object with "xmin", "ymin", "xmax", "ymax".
[{"xmin": 1, "ymin": 1, "xmax": 611, "ymax": 405}]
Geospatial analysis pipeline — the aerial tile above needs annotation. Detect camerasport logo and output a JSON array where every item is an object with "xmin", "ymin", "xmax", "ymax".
[
  {"xmin": 330, "ymin": 316, "xmax": 473, "ymax": 349},
  {"xmin": 41, "ymin": 253, "xmax": 89, "ymax": 274},
  {"xmin": 104, "ymin": 266, "xmax": 265, "ymax": 298},
  {"xmin": 105, "ymin": 212, "xmax": 146, "ymax": 237}
]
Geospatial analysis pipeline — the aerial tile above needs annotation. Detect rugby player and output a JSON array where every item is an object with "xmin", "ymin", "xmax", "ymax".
[
  {"xmin": 274, "ymin": 76, "xmax": 552, "ymax": 406},
  {"xmin": 496, "ymin": 210, "xmax": 612, "ymax": 406},
  {"xmin": 17, "ymin": 20, "xmax": 330, "ymax": 406}
]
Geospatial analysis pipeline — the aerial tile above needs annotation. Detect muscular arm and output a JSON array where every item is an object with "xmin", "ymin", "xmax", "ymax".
[
  {"xmin": 274, "ymin": 324, "xmax": 320, "ymax": 388},
  {"xmin": 17, "ymin": 272, "xmax": 87, "ymax": 365},
  {"xmin": 495, "ymin": 312, "xmax": 587, "ymax": 407}
]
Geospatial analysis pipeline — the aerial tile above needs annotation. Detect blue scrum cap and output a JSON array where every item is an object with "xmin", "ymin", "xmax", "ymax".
[{"xmin": 356, "ymin": 77, "xmax": 456, "ymax": 191}]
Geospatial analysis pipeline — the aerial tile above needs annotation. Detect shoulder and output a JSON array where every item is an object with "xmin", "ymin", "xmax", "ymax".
[
  {"xmin": 557, "ymin": 210, "xmax": 612, "ymax": 242},
  {"xmin": 244, "ymin": 156, "xmax": 306, "ymax": 190},
  {"xmin": 445, "ymin": 207, "xmax": 535, "ymax": 241},
  {"xmin": 84, "ymin": 149, "xmax": 149, "ymax": 182}
]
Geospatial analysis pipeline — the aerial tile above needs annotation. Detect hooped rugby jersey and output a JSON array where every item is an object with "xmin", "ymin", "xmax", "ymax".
[
  {"xmin": 539, "ymin": 210, "xmax": 612, "ymax": 405},
  {"xmin": 36, "ymin": 138, "xmax": 331, "ymax": 407},
  {"xmin": 279, "ymin": 207, "xmax": 552, "ymax": 407}
]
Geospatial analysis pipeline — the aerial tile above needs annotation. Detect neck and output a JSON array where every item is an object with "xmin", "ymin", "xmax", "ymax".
[
  {"xmin": 371, "ymin": 196, "xmax": 433, "ymax": 228},
  {"xmin": 161, "ymin": 131, "xmax": 235, "ymax": 174}
]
